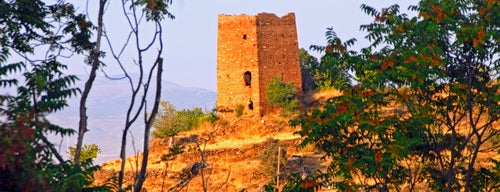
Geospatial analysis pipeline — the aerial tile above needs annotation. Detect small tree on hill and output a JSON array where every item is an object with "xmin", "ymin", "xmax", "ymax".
[
  {"xmin": 153, "ymin": 101, "xmax": 178, "ymax": 146},
  {"xmin": 299, "ymin": 48, "xmax": 319, "ymax": 92},
  {"xmin": 153, "ymin": 101, "xmax": 213, "ymax": 146},
  {"xmin": 69, "ymin": 144, "xmax": 102, "ymax": 164},
  {"xmin": 260, "ymin": 138, "xmax": 287, "ymax": 177},
  {"xmin": 266, "ymin": 78, "xmax": 300, "ymax": 115}
]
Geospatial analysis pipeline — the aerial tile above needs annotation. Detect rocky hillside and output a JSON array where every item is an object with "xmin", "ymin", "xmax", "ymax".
[{"xmin": 94, "ymin": 111, "xmax": 330, "ymax": 191}]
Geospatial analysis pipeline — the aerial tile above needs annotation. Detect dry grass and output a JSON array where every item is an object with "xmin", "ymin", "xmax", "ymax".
[
  {"xmin": 95, "ymin": 107, "xmax": 323, "ymax": 191},
  {"xmin": 95, "ymin": 89, "xmax": 500, "ymax": 191}
]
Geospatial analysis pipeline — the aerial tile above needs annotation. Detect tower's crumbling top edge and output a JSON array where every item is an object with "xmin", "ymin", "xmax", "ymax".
[{"xmin": 218, "ymin": 12, "xmax": 295, "ymax": 18}]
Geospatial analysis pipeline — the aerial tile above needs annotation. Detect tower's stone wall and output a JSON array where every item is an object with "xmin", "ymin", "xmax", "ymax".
[
  {"xmin": 255, "ymin": 13, "xmax": 302, "ymax": 115},
  {"xmin": 217, "ymin": 13, "xmax": 302, "ymax": 116}
]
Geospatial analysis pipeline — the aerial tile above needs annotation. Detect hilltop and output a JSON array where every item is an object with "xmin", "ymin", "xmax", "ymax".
[{"xmin": 94, "ymin": 90, "xmax": 339, "ymax": 191}]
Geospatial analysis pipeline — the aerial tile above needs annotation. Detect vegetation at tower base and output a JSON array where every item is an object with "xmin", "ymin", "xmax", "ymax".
[
  {"xmin": 217, "ymin": 13, "xmax": 302, "ymax": 116},
  {"xmin": 234, "ymin": 104, "xmax": 245, "ymax": 118},
  {"xmin": 152, "ymin": 100, "xmax": 218, "ymax": 140},
  {"xmin": 299, "ymin": 48, "xmax": 319, "ymax": 92},
  {"xmin": 266, "ymin": 78, "xmax": 300, "ymax": 116},
  {"xmin": 291, "ymin": 0, "xmax": 500, "ymax": 191},
  {"xmin": 0, "ymin": 1, "xmax": 108, "ymax": 191}
]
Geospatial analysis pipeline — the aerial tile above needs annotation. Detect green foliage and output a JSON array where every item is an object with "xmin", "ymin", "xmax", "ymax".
[
  {"xmin": 0, "ymin": 1, "xmax": 102, "ymax": 191},
  {"xmin": 153, "ymin": 101, "xmax": 217, "ymax": 138},
  {"xmin": 263, "ymin": 172, "xmax": 323, "ymax": 192},
  {"xmin": 292, "ymin": 1, "xmax": 500, "ymax": 191},
  {"xmin": 160, "ymin": 144, "xmax": 185, "ymax": 162},
  {"xmin": 69, "ymin": 144, "xmax": 102, "ymax": 164},
  {"xmin": 309, "ymin": 29, "xmax": 356, "ymax": 90},
  {"xmin": 235, "ymin": 104, "xmax": 245, "ymax": 118},
  {"xmin": 134, "ymin": 0, "xmax": 175, "ymax": 21},
  {"xmin": 299, "ymin": 48, "xmax": 319, "ymax": 92},
  {"xmin": 46, "ymin": 160, "xmax": 110, "ymax": 192},
  {"xmin": 259, "ymin": 138, "xmax": 287, "ymax": 176},
  {"xmin": 262, "ymin": 181, "xmax": 276, "ymax": 192},
  {"xmin": 266, "ymin": 78, "xmax": 300, "ymax": 115},
  {"xmin": 201, "ymin": 108, "xmax": 220, "ymax": 123},
  {"xmin": 175, "ymin": 107, "xmax": 205, "ymax": 131},
  {"xmin": 281, "ymin": 173, "xmax": 322, "ymax": 192},
  {"xmin": 152, "ymin": 101, "xmax": 177, "ymax": 137}
]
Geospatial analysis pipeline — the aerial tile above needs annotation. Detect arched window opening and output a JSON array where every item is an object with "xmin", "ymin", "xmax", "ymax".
[
  {"xmin": 248, "ymin": 100, "xmax": 254, "ymax": 110},
  {"xmin": 243, "ymin": 34, "xmax": 247, "ymax": 39},
  {"xmin": 244, "ymin": 71, "xmax": 252, "ymax": 86}
]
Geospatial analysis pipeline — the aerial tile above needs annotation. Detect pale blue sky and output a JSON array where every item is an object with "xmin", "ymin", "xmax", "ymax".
[
  {"xmin": 44, "ymin": 0, "xmax": 421, "ymax": 163},
  {"xmin": 73, "ymin": 0, "xmax": 419, "ymax": 92},
  {"xmin": 162, "ymin": 0, "xmax": 420, "ymax": 91}
]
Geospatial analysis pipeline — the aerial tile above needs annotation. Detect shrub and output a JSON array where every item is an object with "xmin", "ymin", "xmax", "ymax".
[
  {"xmin": 260, "ymin": 138, "xmax": 287, "ymax": 176},
  {"xmin": 174, "ymin": 107, "xmax": 205, "ymax": 132},
  {"xmin": 266, "ymin": 78, "xmax": 299, "ymax": 115},
  {"xmin": 68, "ymin": 144, "xmax": 102, "ymax": 164},
  {"xmin": 153, "ymin": 101, "xmax": 217, "ymax": 139},
  {"xmin": 200, "ymin": 108, "xmax": 219, "ymax": 123},
  {"xmin": 298, "ymin": 143, "xmax": 319, "ymax": 153},
  {"xmin": 235, "ymin": 104, "xmax": 244, "ymax": 118}
]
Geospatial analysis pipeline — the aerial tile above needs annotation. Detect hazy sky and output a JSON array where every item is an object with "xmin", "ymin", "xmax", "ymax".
[
  {"xmin": 162, "ymin": 0, "xmax": 420, "ymax": 91},
  {"xmin": 72, "ymin": 0, "xmax": 420, "ymax": 92},
  {"xmin": 43, "ymin": 0, "xmax": 421, "ymax": 163}
]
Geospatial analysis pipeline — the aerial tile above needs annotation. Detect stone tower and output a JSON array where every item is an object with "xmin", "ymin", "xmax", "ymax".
[{"xmin": 217, "ymin": 12, "xmax": 302, "ymax": 116}]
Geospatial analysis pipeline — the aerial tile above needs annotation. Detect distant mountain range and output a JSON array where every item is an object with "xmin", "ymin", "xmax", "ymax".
[{"xmin": 47, "ymin": 75, "xmax": 216, "ymax": 163}]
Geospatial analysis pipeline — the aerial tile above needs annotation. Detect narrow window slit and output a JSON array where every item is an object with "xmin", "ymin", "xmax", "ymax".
[{"xmin": 244, "ymin": 71, "xmax": 251, "ymax": 86}]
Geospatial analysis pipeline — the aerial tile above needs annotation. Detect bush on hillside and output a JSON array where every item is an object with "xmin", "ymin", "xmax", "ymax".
[
  {"xmin": 153, "ymin": 101, "xmax": 218, "ymax": 139},
  {"xmin": 266, "ymin": 78, "xmax": 300, "ymax": 115},
  {"xmin": 260, "ymin": 138, "xmax": 287, "ymax": 176}
]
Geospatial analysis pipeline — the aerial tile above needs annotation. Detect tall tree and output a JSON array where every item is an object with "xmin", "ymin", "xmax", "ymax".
[
  {"xmin": 293, "ymin": 0, "xmax": 500, "ymax": 191},
  {"xmin": 75, "ymin": 0, "xmax": 107, "ymax": 165},
  {"xmin": 101, "ymin": 0, "xmax": 174, "ymax": 191},
  {"xmin": 0, "ymin": 0, "xmax": 99, "ymax": 191}
]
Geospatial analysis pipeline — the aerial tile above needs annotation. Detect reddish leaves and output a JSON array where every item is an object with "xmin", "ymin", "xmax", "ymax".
[
  {"xmin": 335, "ymin": 45, "xmax": 347, "ymax": 52},
  {"xmin": 404, "ymin": 56, "xmax": 417, "ymax": 63},
  {"xmin": 325, "ymin": 45, "xmax": 333, "ymax": 53},
  {"xmin": 393, "ymin": 25, "xmax": 404, "ymax": 35},
  {"xmin": 336, "ymin": 103, "xmax": 349, "ymax": 114},
  {"xmin": 473, "ymin": 27, "xmax": 486, "ymax": 47},
  {"xmin": 362, "ymin": 91, "xmax": 375, "ymax": 97},
  {"xmin": 148, "ymin": 0, "xmax": 158, "ymax": 10},
  {"xmin": 381, "ymin": 60, "xmax": 394, "ymax": 69},
  {"xmin": 374, "ymin": 151, "xmax": 382, "ymax": 162},
  {"xmin": 431, "ymin": 5, "xmax": 444, "ymax": 22},
  {"xmin": 299, "ymin": 179, "xmax": 317, "ymax": 190},
  {"xmin": 347, "ymin": 157, "xmax": 355, "ymax": 172},
  {"xmin": 487, "ymin": 0, "xmax": 497, "ymax": 7}
]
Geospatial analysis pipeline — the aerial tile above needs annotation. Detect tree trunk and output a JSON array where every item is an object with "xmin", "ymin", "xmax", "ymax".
[
  {"xmin": 169, "ymin": 135, "xmax": 175, "ymax": 148},
  {"xmin": 75, "ymin": 0, "xmax": 106, "ymax": 164},
  {"xmin": 135, "ymin": 57, "xmax": 163, "ymax": 192}
]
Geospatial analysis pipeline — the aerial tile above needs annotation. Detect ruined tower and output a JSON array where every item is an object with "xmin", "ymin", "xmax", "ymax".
[{"xmin": 217, "ymin": 12, "xmax": 302, "ymax": 116}]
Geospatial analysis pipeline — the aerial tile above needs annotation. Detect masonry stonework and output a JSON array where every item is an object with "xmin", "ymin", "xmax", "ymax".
[{"xmin": 217, "ymin": 12, "xmax": 302, "ymax": 116}]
